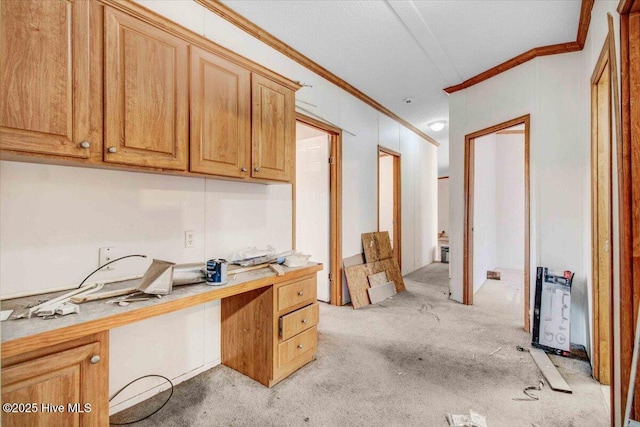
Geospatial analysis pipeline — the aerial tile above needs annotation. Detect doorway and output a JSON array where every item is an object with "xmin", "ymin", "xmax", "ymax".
[
  {"xmin": 590, "ymin": 25, "xmax": 614, "ymax": 386},
  {"xmin": 464, "ymin": 115, "xmax": 531, "ymax": 331},
  {"xmin": 294, "ymin": 113, "xmax": 343, "ymax": 305},
  {"xmin": 378, "ymin": 146, "xmax": 401, "ymax": 268}
]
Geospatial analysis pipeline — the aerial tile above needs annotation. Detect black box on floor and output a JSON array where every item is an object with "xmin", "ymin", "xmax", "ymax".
[{"xmin": 532, "ymin": 266, "xmax": 574, "ymax": 357}]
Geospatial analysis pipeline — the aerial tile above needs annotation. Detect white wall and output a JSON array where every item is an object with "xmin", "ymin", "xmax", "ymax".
[
  {"xmin": 378, "ymin": 154, "xmax": 394, "ymax": 245},
  {"xmin": 296, "ymin": 134, "xmax": 330, "ymax": 302},
  {"xmin": 437, "ymin": 178, "xmax": 449, "ymax": 235},
  {"xmin": 0, "ymin": 0, "xmax": 439, "ymax": 412},
  {"xmin": 473, "ymin": 134, "xmax": 498, "ymax": 292},
  {"xmin": 448, "ymin": 0, "xmax": 620, "ymax": 362},
  {"xmin": 449, "ymin": 50, "xmax": 582, "ymax": 343},
  {"xmin": 495, "ymin": 133, "xmax": 525, "ymax": 270},
  {"xmin": 470, "ymin": 132, "xmax": 525, "ymax": 292}
]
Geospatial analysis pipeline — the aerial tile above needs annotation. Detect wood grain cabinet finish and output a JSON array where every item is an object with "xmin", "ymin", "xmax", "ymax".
[
  {"xmin": 1, "ymin": 333, "xmax": 108, "ymax": 427},
  {"xmin": 251, "ymin": 74, "xmax": 295, "ymax": 182},
  {"xmin": 190, "ymin": 46, "xmax": 251, "ymax": 177},
  {"xmin": 279, "ymin": 302, "xmax": 319, "ymax": 341},
  {"xmin": 1, "ymin": 0, "xmax": 299, "ymax": 182},
  {"xmin": 0, "ymin": 0, "xmax": 92, "ymax": 158},
  {"xmin": 104, "ymin": 7, "xmax": 188, "ymax": 170},
  {"xmin": 221, "ymin": 274, "xmax": 318, "ymax": 387}
]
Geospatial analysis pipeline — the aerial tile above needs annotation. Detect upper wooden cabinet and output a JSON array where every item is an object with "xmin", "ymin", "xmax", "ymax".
[
  {"xmin": 103, "ymin": 7, "xmax": 189, "ymax": 171},
  {"xmin": 251, "ymin": 74, "xmax": 295, "ymax": 182},
  {"xmin": 190, "ymin": 46, "xmax": 251, "ymax": 178},
  {"xmin": 0, "ymin": 0, "xmax": 92, "ymax": 158},
  {"xmin": 0, "ymin": 0, "xmax": 299, "ymax": 182}
]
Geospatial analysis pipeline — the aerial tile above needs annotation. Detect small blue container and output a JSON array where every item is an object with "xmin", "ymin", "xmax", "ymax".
[{"xmin": 206, "ymin": 259, "xmax": 228, "ymax": 285}]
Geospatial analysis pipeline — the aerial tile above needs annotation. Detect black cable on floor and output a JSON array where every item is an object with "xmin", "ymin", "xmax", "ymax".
[{"xmin": 109, "ymin": 374, "xmax": 174, "ymax": 425}]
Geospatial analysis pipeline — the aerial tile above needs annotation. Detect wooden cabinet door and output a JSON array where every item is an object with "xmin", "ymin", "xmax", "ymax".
[
  {"xmin": 0, "ymin": 0, "xmax": 92, "ymax": 158},
  {"xmin": 251, "ymin": 74, "xmax": 295, "ymax": 182},
  {"xmin": 1, "ymin": 341, "xmax": 107, "ymax": 427},
  {"xmin": 190, "ymin": 46, "xmax": 251, "ymax": 178},
  {"xmin": 104, "ymin": 7, "xmax": 188, "ymax": 170}
]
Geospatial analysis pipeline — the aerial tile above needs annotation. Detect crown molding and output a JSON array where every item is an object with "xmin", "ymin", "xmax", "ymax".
[
  {"xmin": 195, "ymin": 0, "xmax": 439, "ymax": 147},
  {"xmin": 444, "ymin": 0, "xmax": 595, "ymax": 94}
]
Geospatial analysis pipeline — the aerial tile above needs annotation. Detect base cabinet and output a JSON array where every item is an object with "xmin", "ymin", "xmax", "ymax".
[
  {"xmin": 221, "ymin": 274, "xmax": 319, "ymax": 387},
  {"xmin": 1, "ymin": 332, "xmax": 108, "ymax": 427}
]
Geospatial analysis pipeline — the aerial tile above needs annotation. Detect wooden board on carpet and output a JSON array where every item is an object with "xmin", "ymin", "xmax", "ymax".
[
  {"xmin": 344, "ymin": 264, "xmax": 373, "ymax": 309},
  {"xmin": 367, "ymin": 271, "xmax": 388, "ymax": 288},
  {"xmin": 344, "ymin": 258, "xmax": 406, "ymax": 309},
  {"xmin": 362, "ymin": 232, "xmax": 393, "ymax": 263},
  {"xmin": 367, "ymin": 281, "xmax": 397, "ymax": 304},
  {"xmin": 373, "ymin": 258, "xmax": 405, "ymax": 293},
  {"xmin": 530, "ymin": 348, "xmax": 572, "ymax": 393}
]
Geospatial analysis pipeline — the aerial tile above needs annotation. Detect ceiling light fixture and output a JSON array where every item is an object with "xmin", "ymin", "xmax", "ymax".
[{"xmin": 428, "ymin": 120, "xmax": 447, "ymax": 132}]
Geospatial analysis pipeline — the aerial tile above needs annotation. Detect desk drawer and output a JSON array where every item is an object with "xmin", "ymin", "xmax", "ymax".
[
  {"xmin": 278, "ymin": 326, "xmax": 317, "ymax": 367},
  {"xmin": 279, "ymin": 303, "xmax": 319, "ymax": 340},
  {"xmin": 277, "ymin": 277, "xmax": 316, "ymax": 313}
]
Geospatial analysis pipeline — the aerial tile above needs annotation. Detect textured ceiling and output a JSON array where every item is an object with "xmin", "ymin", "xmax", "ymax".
[{"xmin": 221, "ymin": 0, "xmax": 583, "ymax": 176}]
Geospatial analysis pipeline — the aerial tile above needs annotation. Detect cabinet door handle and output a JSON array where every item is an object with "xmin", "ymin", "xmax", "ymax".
[
  {"xmin": 301, "ymin": 318, "xmax": 308, "ymax": 324},
  {"xmin": 297, "ymin": 344, "xmax": 304, "ymax": 349},
  {"xmin": 297, "ymin": 291, "xmax": 304, "ymax": 296},
  {"xmin": 241, "ymin": 167, "xmax": 247, "ymax": 172},
  {"xmin": 254, "ymin": 167, "xmax": 260, "ymax": 172},
  {"xmin": 90, "ymin": 355, "xmax": 101, "ymax": 364},
  {"xmin": 107, "ymin": 146, "xmax": 117, "ymax": 153},
  {"xmin": 80, "ymin": 141, "xmax": 91, "ymax": 149}
]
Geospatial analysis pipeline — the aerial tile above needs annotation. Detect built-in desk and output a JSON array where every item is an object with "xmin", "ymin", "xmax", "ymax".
[{"xmin": 1, "ymin": 263, "xmax": 322, "ymax": 426}]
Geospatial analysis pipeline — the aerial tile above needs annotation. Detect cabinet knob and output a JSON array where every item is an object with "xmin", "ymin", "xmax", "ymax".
[
  {"xmin": 254, "ymin": 167, "xmax": 260, "ymax": 172},
  {"xmin": 241, "ymin": 167, "xmax": 247, "ymax": 172},
  {"xmin": 297, "ymin": 344, "xmax": 304, "ymax": 349},
  {"xmin": 107, "ymin": 146, "xmax": 117, "ymax": 153},
  {"xmin": 301, "ymin": 318, "xmax": 308, "ymax": 324},
  {"xmin": 80, "ymin": 141, "xmax": 91, "ymax": 149},
  {"xmin": 90, "ymin": 355, "xmax": 101, "ymax": 364},
  {"xmin": 297, "ymin": 291, "xmax": 304, "ymax": 296}
]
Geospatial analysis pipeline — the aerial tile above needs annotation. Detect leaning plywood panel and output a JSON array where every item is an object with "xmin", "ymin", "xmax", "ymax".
[
  {"xmin": 344, "ymin": 264, "xmax": 372, "ymax": 309},
  {"xmin": 362, "ymin": 232, "xmax": 393, "ymax": 263},
  {"xmin": 374, "ymin": 258, "xmax": 406, "ymax": 293},
  {"xmin": 344, "ymin": 258, "xmax": 406, "ymax": 309},
  {"xmin": 367, "ymin": 271, "xmax": 388, "ymax": 288}
]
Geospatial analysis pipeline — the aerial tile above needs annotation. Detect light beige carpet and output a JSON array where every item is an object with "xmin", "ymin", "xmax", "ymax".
[{"xmin": 111, "ymin": 263, "xmax": 608, "ymax": 426}]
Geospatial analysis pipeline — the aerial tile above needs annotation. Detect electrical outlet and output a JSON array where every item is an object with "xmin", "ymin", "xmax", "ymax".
[
  {"xmin": 99, "ymin": 247, "xmax": 115, "ymax": 270},
  {"xmin": 185, "ymin": 230, "xmax": 195, "ymax": 248}
]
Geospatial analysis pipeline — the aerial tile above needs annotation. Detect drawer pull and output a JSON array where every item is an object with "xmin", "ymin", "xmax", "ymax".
[
  {"xmin": 297, "ymin": 291, "xmax": 304, "ymax": 296},
  {"xmin": 80, "ymin": 141, "xmax": 91, "ymax": 149},
  {"xmin": 297, "ymin": 344, "xmax": 304, "ymax": 349},
  {"xmin": 90, "ymin": 355, "xmax": 100, "ymax": 364},
  {"xmin": 301, "ymin": 319, "xmax": 308, "ymax": 324},
  {"xmin": 107, "ymin": 146, "xmax": 117, "ymax": 153}
]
